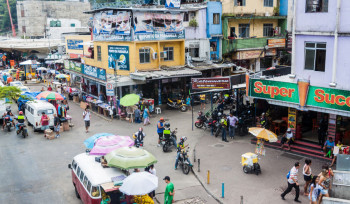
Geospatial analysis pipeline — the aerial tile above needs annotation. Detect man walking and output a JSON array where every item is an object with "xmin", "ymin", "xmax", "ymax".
[
  {"xmin": 83, "ymin": 107, "xmax": 91, "ymax": 133},
  {"xmin": 157, "ymin": 117, "xmax": 165, "ymax": 147},
  {"xmin": 53, "ymin": 114, "xmax": 60, "ymax": 138},
  {"xmin": 164, "ymin": 176, "xmax": 174, "ymax": 204},
  {"xmin": 281, "ymin": 162, "xmax": 301, "ymax": 203},
  {"xmin": 227, "ymin": 112, "xmax": 238, "ymax": 139},
  {"xmin": 220, "ymin": 114, "xmax": 228, "ymax": 142}
]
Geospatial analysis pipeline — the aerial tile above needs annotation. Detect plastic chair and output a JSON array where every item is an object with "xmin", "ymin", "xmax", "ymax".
[{"xmin": 155, "ymin": 107, "xmax": 161, "ymax": 114}]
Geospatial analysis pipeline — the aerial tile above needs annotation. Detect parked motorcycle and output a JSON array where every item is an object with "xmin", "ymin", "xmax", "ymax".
[
  {"xmin": 178, "ymin": 147, "xmax": 191, "ymax": 175},
  {"xmin": 4, "ymin": 116, "xmax": 12, "ymax": 132},
  {"xmin": 17, "ymin": 123, "xmax": 28, "ymax": 138},
  {"xmin": 162, "ymin": 128, "xmax": 178, "ymax": 152},
  {"xmin": 167, "ymin": 98, "xmax": 187, "ymax": 112}
]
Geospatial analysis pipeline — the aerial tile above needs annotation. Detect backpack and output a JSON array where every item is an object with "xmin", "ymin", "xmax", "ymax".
[{"xmin": 286, "ymin": 171, "xmax": 291, "ymax": 179}]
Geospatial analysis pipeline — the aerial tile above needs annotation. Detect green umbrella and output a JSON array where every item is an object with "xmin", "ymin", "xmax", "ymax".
[
  {"xmin": 105, "ymin": 146, "xmax": 157, "ymax": 170},
  {"xmin": 120, "ymin": 94, "xmax": 140, "ymax": 106}
]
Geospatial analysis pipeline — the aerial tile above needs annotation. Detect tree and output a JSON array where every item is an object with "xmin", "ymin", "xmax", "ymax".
[{"xmin": 0, "ymin": 86, "xmax": 22, "ymax": 103}]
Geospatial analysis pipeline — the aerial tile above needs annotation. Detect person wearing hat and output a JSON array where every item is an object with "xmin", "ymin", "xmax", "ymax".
[
  {"xmin": 163, "ymin": 176, "xmax": 174, "ymax": 204},
  {"xmin": 157, "ymin": 117, "xmax": 165, "ymax": 147},
  {"xmin": 281, "ymin": 128, "xmax": 294, "ymax": 150}
]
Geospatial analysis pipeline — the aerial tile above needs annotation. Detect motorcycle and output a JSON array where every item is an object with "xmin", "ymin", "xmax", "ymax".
[
  {"xmin": 195, "ymin": 113, "xmax": 207, "ymax": 128},
  {"xmin": 17, "ymin": 123, "xmax": 28, "ymax": 138},
  {"xmin": 167, "ymin": 98, "xmax": 187, "ymax": 112},
  {"xmin": 162, "ymin": 128, "xmax": 178, "ymax": 152},
  {"xmin": 133, "ymin": 133, "xmax": 144, "ymax": 148},
  {"xmin": 178, "ymin": 147, "xmax": 191, "ymax": 175},
  {"xmin": 4, "ymin": 116, "xmax": 12, "ymax": 132}
]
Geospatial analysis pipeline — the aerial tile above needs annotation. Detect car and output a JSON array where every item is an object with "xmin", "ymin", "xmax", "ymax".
[
  {"xmin": 25, "ymin": 100, "xmax": 57, "ymax": 132},
  {"xmin": 18, "ymin": 86, "xmax": 30, "ymax": 94},
  {"xmin": 9, "ymin": 81, "xmax": 24, "ymax": 87}
]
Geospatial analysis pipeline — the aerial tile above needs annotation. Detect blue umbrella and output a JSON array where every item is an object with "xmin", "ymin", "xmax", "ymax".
[{"xmin": 84, "ymin": 133, "xmax": 114, "ymax": 149}]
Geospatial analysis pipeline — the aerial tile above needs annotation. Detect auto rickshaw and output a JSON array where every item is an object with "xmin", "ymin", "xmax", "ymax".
[{"xmin": 241, "ymin": 152, "xmax": 261, "ymax": 175}]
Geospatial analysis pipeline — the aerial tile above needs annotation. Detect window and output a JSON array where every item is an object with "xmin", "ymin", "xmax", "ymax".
[
  {"xmin": 70, "ymin": 23, "xmax": 75, "ymax": 27},
  {"xmin": 189, "ymin": 48, "xmax": 199, "ymax": 58},
  {"xmin": 304, "ymin": 42, "xmax": 326, "ymax": 72},
  {"xmin": 183, "ymin": 12, "xmax": 189, "ymax": 22},
  {"xmin": 22, "ymin": 26, "xmax": 26, "ymax": 33},
  {"xmin": 264, "ymin": 0, "xmax": 273, "ymax": 7},
  {"xmin": 72, "ymin": 160, "xmax": 77, "ymax": 171},
  {"xmin": 306, "ymin": 0, "xmax": 328, "ymax": 13},
  {"xmin": 234, "ymin": 0, "xmax": 246, "ymax": 6},
  {"xmin": 76, "ymin": 167, "xmax": 81, "ymax": 177},
  {"xmin": 210, "ymin": 41, "xmax": 217, "ymax": 52},
  {"xmin": 86, "ymin": 181, "xmax": 92, "ymax": 194},
  {"xmin": 263, "ymin": 24, "xmax": 274, "ymax": 37},
  {"xmin": 164, "ymin": 47, "xmax": 174, "ymax": 61},
  {"xmin": 213, "ymin": 13, "xmax": 220, "ymax": 25},
  {"xmin": 139, "ymin": 48, "xmax": 150, "ymax": 63},
  {"xmin": 83, "ymin": 176, "xmax": 88, "ymax": 188},
  {"xmin": 97, "ymin": 46, "xmax": 101, "ymax": 61},
  {"xmin": 239, "ymin": 24, "xmax": 250, "ymax": 38},
  {"xmin": 79, "ymin": 170, "xmax": 84, "ymax": 181},
  {"xmin": 230, "ymin": 27, "xmax": 236, "ymax": 38},
  {"xmin": 91, "ymin": 186, "xmax": 100, "ymax": 197}
]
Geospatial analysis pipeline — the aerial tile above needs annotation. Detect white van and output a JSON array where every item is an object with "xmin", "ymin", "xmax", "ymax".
[{"xmin": 25, "ymin": 100, "xmax": 57, "ymax": 131}]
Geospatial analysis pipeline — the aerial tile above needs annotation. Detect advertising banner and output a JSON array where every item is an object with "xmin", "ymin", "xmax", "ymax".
[
  {"xmin": 249, "ymin": 79, "xmax": 350, "ymax": 113},
  {"xmin": 234, "ymin": 50, "xmax": 264, "ymax": 60},
  {"xmin": 288, "ymin": 107, "xmax": 297, "ymax": 132},
  {"xmin": 108, "ymin": 46, "xmax": 130, "ymax": 71},
  {"xmin": 268, "ymin": 38, "xmax": 286, "ymax": 48},
  {"xmin": 165, "ymin": 0, "xmax": 181, "ymax": 8},
  {"xmin": 192, "ymin": 77, "xmax": 231, "ymax": 90},
  {"xmin": 81, "ymin": 64, "xmax": 107, "ymax": 81},
  {"xmin": 67, "ymin": 39, "xmax": 83, "ymax": 50},
  {"xmin": 93, "ymin": 10, "xmax": 132, "ymax": 41}
]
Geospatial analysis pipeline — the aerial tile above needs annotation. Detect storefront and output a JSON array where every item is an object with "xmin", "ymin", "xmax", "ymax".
[{"xmin": 249, "ymin": 77, "xmax": 350, "ymax": 145}]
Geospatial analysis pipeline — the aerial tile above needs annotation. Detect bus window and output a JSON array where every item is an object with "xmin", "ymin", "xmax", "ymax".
[
  {"xmin": 87, "ymin": 181, "xmax": 92, "ymax": 195},
  {"xmin": 72, "ymin": 160, "xmax": 77, "ymax": 170},
  {"xmin": 77, "ymin": 166, "xmax": 81, "ymax": 177},
  {"xmin": 83, "ymin": 176, "xmax": 88, "ymax": 188},
  {"xmin": 91, "ymin": 186, "xmax": 100, "ymax": 197},
  {"xmin": 79, "ymin": 171, "xmax": 84, "ymax": 182}
]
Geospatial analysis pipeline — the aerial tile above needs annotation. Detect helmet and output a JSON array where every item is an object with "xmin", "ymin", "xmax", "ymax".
[
  {"xmin": 218, "ymin": 112, "xmax": 222, "ymax": 117},
  {"xmin": 139, "ymin": 127, "xmax": 143, "ymax": 132},
  {"xmin": 164, "ymin": 122, "xmax": 170, "ymax": 128},
  {"xmin": 160, "ymin": 117, "xmax": 164, "ymax": 121},
  {"xmin": 180, "ymin": 136, "xmax": 187, "ymax": 142},
  {"xmin": 19, "ymin": 111, "xmax": 23, "ymax": 115}
]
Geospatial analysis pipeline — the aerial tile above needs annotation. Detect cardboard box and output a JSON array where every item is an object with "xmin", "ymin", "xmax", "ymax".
[
  {"xmin": 80, "ymin": 102, "xmax": 87, "ymax": 109},
  {"xmin": 63, "ymin": 122, "xmax": 70, "ymax": 131},
  {"xmin": 73, "ymin": 96, "xmax": 79, "ymax": 103},
  {"xmin": 45, "ymin": 129, "xmax": 55, "ymax": 140},
  {"xmin": 59, "ymin": 126, "xmax": 64, "ymax": 133}
]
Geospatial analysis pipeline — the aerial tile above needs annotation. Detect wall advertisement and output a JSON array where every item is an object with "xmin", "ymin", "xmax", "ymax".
[
  {"xmin": 165, "ymin": 0, "xmax": 181, "ymax": 8},
  {"xmin": 249, "ymin": 79, "xmax": 350, "ymax": 113},
  {"xmin": 81, "ymin": 64, "xmax": 107, "ymax": 81},
  {"xmin": 108, "ymin": 46, "xmax": 130, "ymax": 71},
  {"xmin": 67, "ymin": 39, "xmax": 83, "ymax": 50},
  {"xmin": 192, "ymin": 77, "xmax": 231, "ymax": 90}
]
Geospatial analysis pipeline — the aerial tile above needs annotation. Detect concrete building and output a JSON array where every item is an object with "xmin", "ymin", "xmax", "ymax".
[
  {"xmin": 16, "ymin": 1, "xmax": 91, "ymax": 38},
  {"xmin": 206, "ymin": 1, "xmax": 222, "ymax": 61},
  {"xmin": 222, "ymin": 0, "xmax": 288, "ymax": 71}
]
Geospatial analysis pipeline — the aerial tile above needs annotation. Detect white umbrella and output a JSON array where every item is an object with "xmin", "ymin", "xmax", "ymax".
[
  {"xmin": 36, "ymin": 67, "xmax": 47, "ymax": 71},
  {"xmin": 19, "ymin": 60, "xmax": 40, "ymax": 65},
  {"xmin": 119, "ymin": 172, "xmax": 158, "ymax": 195}
]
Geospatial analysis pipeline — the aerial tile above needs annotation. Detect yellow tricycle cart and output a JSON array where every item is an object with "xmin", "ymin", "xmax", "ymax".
[{"xmin": 241, "ymin": 152, "xmax": 261, "ymax": 175}]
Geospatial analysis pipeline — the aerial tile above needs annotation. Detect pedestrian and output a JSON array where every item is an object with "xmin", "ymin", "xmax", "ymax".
[
  {"xmin": 2, "ymin": 74, "xmax": 7, "ymax": 85},
  {"xmin": 303, "ymin": 159, "xmax": 312, "ymax": 196},
  {"xmin": 281, "ymin": 162, "xmax": 301, "ymax": 203},
  {"xmin": 157, "ymin": 117, "xmax": 165, "ymax": 147},
  {"xmin": 323, "ymin": 137, "xmax": 335, "ymax": 157},
  {"xmin": 41, "ymin": 87, "xmax": 45, "ymax": 92},
  {"xmin": 148, "ymin": 164, "xmax": 156, "ymax": 198},
  {"xmin": 47, "ymin": 85, "xmax": 52, "ymax": 91},
  {"xmin": 318, "ymin": 165, "xmax": 333, "ymax": 203},
  {"xmin": 318, "ymin": 115, "xmax": 328, "ymax": 147},
  {"xmin": 83, "ymin": 107, "xmax": 91, "ymax": 133},
  {"xmin": 280, "ymin": 128, "xmax": 294, "ymax": 150},
  {"xmin": 7, "ymin": 75, "xmax": 12, "ymax": 84},
  {"xmin": 53, "ymin": 114, "xmax": 60, "ymax": 138},
  {"xmin": 308, "ymin": 176, "xmax": 321, "ymax": 204},
  {"xmin": 200, "ymin": 94, "xmax": 206, "ymax": 110},
  {"xmin": 134, "ymin": 106, "xmax": 141, "ymax": 123},
  {"xmin": 143, "ymin": 105, "xmax": 150, "ymax": 126},
  {"xmin": 163, "ymin": 176, "xmax": 175, "ymax": 204},
  {"xmin": 227, "ymin": 112, "xmax": 238, "ymax": 139},
  {"xmin": 186, "ymin": 95, "xmax": 191, "ymax": 110},
  {"xmin": 40, "ymin": 112, "xmax": 50, "ymax": 132},
  {"xmin": 220, "ymin": 114, "xmax": 228, "ymax": 142}
]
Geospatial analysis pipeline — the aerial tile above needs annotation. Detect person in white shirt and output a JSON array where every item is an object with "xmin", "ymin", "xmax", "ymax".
[
  {"xmin": 83, "ymin": 107, "xmax": 91, "ymax": 133},
  {"xmin": 148, "ymin": 164, "xmax": 156, "ymax": 198},
  {"xmin": 281, "ymin": 162, "xmax": 301, "ymax": 203},
  {"xmin": 280, "ymin": 128, "xmax": 294, "ymax": 150}
]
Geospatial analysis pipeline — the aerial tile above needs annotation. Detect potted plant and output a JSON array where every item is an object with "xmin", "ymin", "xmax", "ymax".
[
  {"xmin": 273, "ymin": 6, "xmax": 279, "ymax": 16},
  {"xmin": 189, "ymin": 19, "xmax": 198, "ymax": 27}
]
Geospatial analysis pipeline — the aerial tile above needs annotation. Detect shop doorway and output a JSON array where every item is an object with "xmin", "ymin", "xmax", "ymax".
[{"xmin": 299, "ymin": 111, "xmax": 326, "ymax": 143}]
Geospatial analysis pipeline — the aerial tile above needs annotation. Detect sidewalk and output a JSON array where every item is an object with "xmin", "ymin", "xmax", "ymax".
[{"xmin": 192, "ymin": 134, "xmax": 327, "ymax": 204}]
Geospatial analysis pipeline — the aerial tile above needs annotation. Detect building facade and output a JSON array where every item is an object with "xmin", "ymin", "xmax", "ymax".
[
  {"xmin": 206, "ymin": 1, "xmax": 222, "ymax": 61},
  {"xmin": 222, "ymin": 0, "xmax": 288, "ymax": 71}
]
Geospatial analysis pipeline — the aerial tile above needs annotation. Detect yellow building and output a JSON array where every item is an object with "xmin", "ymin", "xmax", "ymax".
[
  {"xmin": 222, "ymin": 0, "xmax": 277, "ymax": 15},
  {"xmin": 65, "ymin": 34, "xmax": 91, "ymax": 58}
]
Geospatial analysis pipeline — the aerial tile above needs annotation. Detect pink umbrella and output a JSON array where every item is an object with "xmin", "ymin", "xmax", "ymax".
[{"xmin": 89, "ymin": 135, "xmax": 134, "ymax": 155}]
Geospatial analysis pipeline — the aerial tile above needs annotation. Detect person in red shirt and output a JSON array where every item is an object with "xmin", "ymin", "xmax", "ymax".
[
  {"xmin": 47, "ymin": 85, "xmax": 53, "ymax": 91},
  {"xmin": 40, "ymin": 112, "xmax": 50, "ymax": 131}
]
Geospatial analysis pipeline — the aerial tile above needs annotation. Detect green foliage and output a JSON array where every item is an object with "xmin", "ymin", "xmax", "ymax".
[
  {"xmin": 189, "ymin": 19, "xmax": 198, "ymax": 27},
  {"xmin": 273, "ymin": 6, "xmax": 279, "ymax": 16},
  {"xmin": 0, "ymin": 86, "xmax": 22, "ymax": 102}
]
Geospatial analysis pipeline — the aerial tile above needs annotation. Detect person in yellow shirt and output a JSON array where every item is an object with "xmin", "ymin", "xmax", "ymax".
[{"xmin": 200, "ymin": 94, "xmax": 206, "ymax": 110}]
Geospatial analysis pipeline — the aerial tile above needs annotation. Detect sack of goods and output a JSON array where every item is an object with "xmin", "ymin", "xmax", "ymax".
[
  {"xmin": 44, "ymin": 129, "xmax": 55, "ymax": 140},
  {"xmin": 133, "ymin": 195, "xmax": 154, "ymax": 204}
]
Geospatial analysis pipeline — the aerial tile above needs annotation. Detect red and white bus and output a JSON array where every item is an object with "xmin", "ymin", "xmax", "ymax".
[{"xmin": 68, "ymin": 153, "xmax": 132, "ymax": 204}]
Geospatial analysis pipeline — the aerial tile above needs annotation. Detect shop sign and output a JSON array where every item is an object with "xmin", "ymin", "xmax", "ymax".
[
  {"xmin": 249, "ymin": 79, "xmax": 350, "ymax": 113},
  {"xmin": 265, "ymin": 49, "xmax": 277, "ymax": 56},
  {"xmin": 288, "ymin": 108, "xmax": 297, "ymax": 132},
  {"xmin": 70, "ymin": 61, "xmax": 82, "ymax": 73},
  {"xmin": 268, "ymin": 38, "xmax": 286, "ymax": 48},
  {"xmin": 108, "ymin": 46, "xmax": 130, "ymax": 71},
  {"xmin": 234, "ymin": 50, "xmax": 264, "ymax": 60},
  {"xmin": 134, "ymin": 31, "xmax": 185, "ymax": 41},
  {"xmin": 106, "ymin": 83, "xmax": 114, "ymax": 96},
  {"xmin": 67, "ymin": 39, "xmax": 83, "ymax": 50},
  {"xmin": 192, "ymin": 77, "xmax": 231, "ymax": 90},
  {"xmin": 81, "ymin": 64, "xmax": 107, "ymax": 81}
]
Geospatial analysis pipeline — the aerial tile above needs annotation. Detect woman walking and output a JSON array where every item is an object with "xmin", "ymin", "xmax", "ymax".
[{"xmin": 303, "ymin": 159, "xmax": 312, "ymax": 195}]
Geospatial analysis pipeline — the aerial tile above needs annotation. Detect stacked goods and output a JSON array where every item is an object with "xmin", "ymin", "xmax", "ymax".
[
  {"xmin": 45, "ymin": 129, "xmax": 55, "ymax": 140},
  {"xmin": 133, "ymin": 195, "xmax": 154, "ymax": 204},
  {"xmin": 63, "ymin": 122, "xmax": 70, "ymax": 131}
]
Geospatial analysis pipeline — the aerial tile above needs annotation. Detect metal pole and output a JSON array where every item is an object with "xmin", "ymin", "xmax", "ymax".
[
  {"xmin": 198, "ymin": 159, "xmax": 200, "ymax": 172},
  {"xmin": 210, "ymin": 92, "xmax": 213, "ymax": 112},
  {"xmin": 207, "ymin": 170, "xmax": 210, "ymax": 184},
  {"xmin": 191, "ymin": 93, "xmax": 194, "ymax": 131},
  {"xmin": 222, "ymin": 183, "xmax": 224, "ymax": 198}
]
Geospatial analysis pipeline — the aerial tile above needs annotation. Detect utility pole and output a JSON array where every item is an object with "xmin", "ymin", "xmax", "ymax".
[{"xmin": 6, "ymin": 0, "xmax": 16, "ymax": 37}]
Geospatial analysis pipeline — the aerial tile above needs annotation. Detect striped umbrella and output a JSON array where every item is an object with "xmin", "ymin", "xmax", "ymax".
[
  {"xmin": 36, "ymin": 91, "xmax": 65, "ymax": 100},
  {"xmin": 55, "ymin": 74, "xmax": 69, "ymax": 79},
  {"xmin": 89, "ymin": 135, "xmax": 134, "ymax": 155}
]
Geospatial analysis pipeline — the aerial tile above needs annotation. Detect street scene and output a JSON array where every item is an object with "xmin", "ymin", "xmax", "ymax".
[{"xmin": 1, "ymin": 0, "xmax": 350, "ymax": 204}]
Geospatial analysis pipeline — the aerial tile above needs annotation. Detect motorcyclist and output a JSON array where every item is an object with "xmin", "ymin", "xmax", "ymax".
[
  {"xmin": 2, "ymin": 110, "xmax": 15, "ymax": 130},
  {"xmin": 133, "ymin": 127, "xmax": 146, "ymax": 147},
  {"xmin": 15, "ymin": 111, "xmax": 26, "ymax": 133},
  {"xmin": 163, "ymin": 122, "xmax": 177, "ymax": 148},
  {"xmin": 175, "ymin": 136, "xmax": 192, "ymax": 170}
]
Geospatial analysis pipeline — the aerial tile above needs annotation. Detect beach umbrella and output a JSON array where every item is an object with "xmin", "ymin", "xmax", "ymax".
[
  {"xmin": 55, "ymin": 74, "xmax": 69, "ymax": 79},
  {"xmin": 248, "ymin": 127, "xmax": 278, "ymax": 142},
  {"xmin": 84, "ymin": 133, "xmax": 114, "ymax": 149},
  {"xmin": 36, "ymin": 91, "xmax": 65, "ymax": 100},
  {"xmin": 37, "ymin": 67, "xmax": 47, "ymax": 71},
  {"xmin": 105, "ymin": 146, "xmax": 157, "ymax": 170},
  {"xmin": 120, "ymin": 94, "xmax": 140, "ymax": 107},
  {"xmin": 89, "ymin": 135, "xmax": 134, "ymax": 155},
  {"xmin": 120, "ymin": 172, "xmax": 158, "ymax": 196}
]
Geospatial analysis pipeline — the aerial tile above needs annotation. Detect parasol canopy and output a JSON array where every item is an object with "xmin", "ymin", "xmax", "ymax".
[
  {"xmin": 248, "ymin": 127, "xmax": 278, "ymax": 142},
  {"xmin": 105, "ymin": 146, "xmax": 157, "ymax": 170},
  {"xmin": 55, "ymin": 74, "xmax": 69, "ymax": 79},
  {"xmin": 84, "ymin": 133, "xmax": 114, "ymax": 149},
  {"xmin": 120, "ymin": 94, "xmax": 140, "ymax": 107},
  {"xmin": 36, "ymin": 91, "xmax": 65, "ymax": 100},
  {"xmin": 119, "ymin": 172, "xmax": 158, "ymax": 196},
  {"xmin": 89, "ymin": 135, "xmax": 134, "ymax": 155},
  {"xmin": 36, "ymin": 67, "xmax": 47, "ymax": 71}
]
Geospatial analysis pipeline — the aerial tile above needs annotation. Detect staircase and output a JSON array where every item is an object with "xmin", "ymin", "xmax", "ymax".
[{"xmin": 251, "ymin": 138, "xmax": 333, "ymax": 162}]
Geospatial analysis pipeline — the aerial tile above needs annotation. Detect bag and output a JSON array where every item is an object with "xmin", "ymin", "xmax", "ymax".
[{"xmin": 286, "ymin": 171, "xmax": 291, "ymax": 179}]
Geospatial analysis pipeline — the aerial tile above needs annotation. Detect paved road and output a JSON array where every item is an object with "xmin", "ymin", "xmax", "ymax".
[{"xmin": 0, "ymin": 84, "xmax": 216, "ymax": 204}]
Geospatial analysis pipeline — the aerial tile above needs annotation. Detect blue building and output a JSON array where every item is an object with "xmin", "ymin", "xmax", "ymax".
[{"xmin": 206, "ymin": 1, "xmax": 222, "ymax": 60}]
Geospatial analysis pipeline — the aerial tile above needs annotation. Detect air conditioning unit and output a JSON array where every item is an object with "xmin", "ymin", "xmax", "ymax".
[
  {"xmin": 160, "ymin": 51, "xmax": 167, "ymax": 59},
  {"xmin": 152, "ymin": 52, "xmax": 157, "ymax": 60}
]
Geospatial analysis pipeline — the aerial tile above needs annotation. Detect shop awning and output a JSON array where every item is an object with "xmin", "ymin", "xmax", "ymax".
[{"xmin": 130, "ymin": 68, "xmax": 202, "ymax": 81}]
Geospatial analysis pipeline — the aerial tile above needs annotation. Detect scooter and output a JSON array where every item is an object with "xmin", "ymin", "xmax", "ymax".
[
  {"xmin": 162, "ymin": 128, "xmax": 178, "ymax": 152},
  {"xmin": 178, "ymin": 147, "xmax": 191, "ymax": 175},
  {"xmin": 167, "ymin": 98, "xmax": 187, "ymax": 112},
  {"xmin": 4, "ymin": 117, "xmax": 12, "ymax": 132},
  {"xmin": 17, "ymin": 123, "xmax": 28, "ymax": 138}
]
